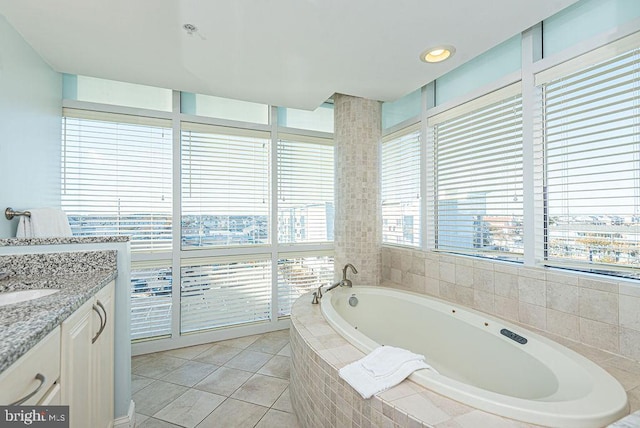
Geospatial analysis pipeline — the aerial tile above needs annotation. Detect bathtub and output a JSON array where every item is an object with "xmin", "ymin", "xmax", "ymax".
[{"xmin": 321, "ymin": 286, "xmax": 628, "ymax": 428}]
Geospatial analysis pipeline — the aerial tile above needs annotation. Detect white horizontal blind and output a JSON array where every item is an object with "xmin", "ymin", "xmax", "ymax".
[
  {"xmin": 277, "ymin": 135, "xmax": 334, "ymax": 243},
  {"xmin": 181, "ymin": 123, "xmax": 270, "ymax": 248},
  {"xmin": 180, "ymin": 257, "xmax": 272, "ymax": 333},
  {"xmin": 61, "ymin": 111, "xmax": 172, "ymax": 252},
  {"xmin": 433, "ymin": 94, "xmax": 524, "ymax": 258},
  {"xmin": 381, "ymin": 126, "xmax": 421, "ymax": 247},
  {"xmin": 542, "ymin": 47, "xmax": 640, "ymax": 276},
  {"xmin": 277, "ymin": 253, "xmax": 334, "ymax": 317},
  {"xmin": 130, "ymin": 261, "xmax": 172, "ymax": 341}
]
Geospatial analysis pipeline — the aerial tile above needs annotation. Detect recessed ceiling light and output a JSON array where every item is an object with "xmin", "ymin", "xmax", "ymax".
[{"xmin": 420, "ymin": 45, "xmax": 456, "ymax": 63}]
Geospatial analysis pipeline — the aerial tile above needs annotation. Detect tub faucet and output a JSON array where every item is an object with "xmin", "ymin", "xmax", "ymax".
[
  {"xmin": 341, "ymin": 263, "xmax": 358, "ymax": 287},
  {"xmin": 311, "ymin": 264, "xmax": 358, "ymax": 304},
  {"xmin": 323, "ymin": 280, "xmax": 343, "ymax": 294}
]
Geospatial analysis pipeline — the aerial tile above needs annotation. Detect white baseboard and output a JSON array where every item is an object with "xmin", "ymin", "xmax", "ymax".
[{"xmin": 113, "ymin": 400, "xmax": 135, "ymax": 428}]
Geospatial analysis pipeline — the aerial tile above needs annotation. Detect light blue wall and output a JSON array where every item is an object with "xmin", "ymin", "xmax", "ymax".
[{"xmin": 0, "ymin": 15, "xmax": 62, "ymax": 237}]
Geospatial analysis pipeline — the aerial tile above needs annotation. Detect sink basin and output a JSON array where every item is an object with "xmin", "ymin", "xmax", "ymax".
[{"xmin": 0, "ymin": 289, "xmax": 60, "ymax": 307}]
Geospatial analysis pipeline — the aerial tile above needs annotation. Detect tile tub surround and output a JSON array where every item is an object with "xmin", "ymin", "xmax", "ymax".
[
  {"xmin": 290, "ymin": 290, "xmax": 640, "ymax": 427},
  {"xmin": 334, "ymin": 94, "xmax": 382, "ymax": 286},
  {"xmin": 381, "ymin": 247, "xmax": 640, "ymax": 405},
  {"xmin": 0, "ymin": 250, "xmax": 117, "ymax": 372}
]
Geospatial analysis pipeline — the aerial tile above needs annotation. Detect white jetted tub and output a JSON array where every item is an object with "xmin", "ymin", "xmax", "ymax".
[{"xmin": 321, "ymin": 286, "xmax": 628, "ymax": 428}]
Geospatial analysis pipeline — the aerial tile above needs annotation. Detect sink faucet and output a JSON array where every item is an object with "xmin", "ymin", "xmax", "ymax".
[{"xmin": 311, "ymin": 263, "xmax": 358, "ymax": 304}]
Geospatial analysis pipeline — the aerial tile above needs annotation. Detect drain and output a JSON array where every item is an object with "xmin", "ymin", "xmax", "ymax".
[{"xmin": 348, "ymin": 295, "xmax": 358, "ymax": 307}]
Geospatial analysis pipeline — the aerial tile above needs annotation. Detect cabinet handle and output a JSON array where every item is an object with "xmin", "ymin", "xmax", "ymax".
[
  {"xmin": 96, "ymin": 300, "xmax": 107, "ymax": 330},
  {"xmin": 10, "ymin": 373, "xmax": 45, "ymax": 405},
  {"xmin": 92, "ymin": 304, "xmax": 105, "ymax": 344}
]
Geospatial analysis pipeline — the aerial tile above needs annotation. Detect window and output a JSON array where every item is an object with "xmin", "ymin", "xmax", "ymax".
[
  {"xmin": 180, "ymin": 257, "xmax": 272, "ymax": 333},
  {"xmin": 540, "ymin": 41, "xmax": 640, "ymax": 276},
  {"xmin": 277, "ymin": 103, "xmax": 334, "ymax": 133},
  {"xmin": 61, "ymin": 110, "xmax": 173, "ymax": 252},
  {"xmin": 381, "ymin": 126, "xmax": 421, "ymax": 247},
  {"xmin": 130, "ymin": 262, "xmax": 173, "ymax": 340},
  {"xmin": 180, "ymin": 92, "xmax": 269, "ymax": 124},
  {"xmin": 181, "ymin": 123, "xmax": 270, "ymax": 248},
  {"xmin": 277, "ymin": 135, "xmax": 334, "ymax": 244},
  {"xmin": 435, "ymin": 35, "xmax": 522, "ymax": 106},
  {"xmin": 63, "ymin": 75, "xmax": 172, "ymax": 112},
  {"xmin": 430, "ymin": 86, "xmax": 523, "ymax": 259},
  {"xmin": 382, "ymin": 89, "xmax": 421, "ymax": 130},
  {"xmin": 62, "ymin": 85, "xmax": 335, "ymax": 344},
  {"xmin": 277, "ymin": 253, "xmax": 334, "ymax": 317}
]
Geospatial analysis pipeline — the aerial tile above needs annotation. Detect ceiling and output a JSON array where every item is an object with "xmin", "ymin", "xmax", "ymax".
[{"xmin": 0, "ymin": 0, "xmax": 579, "ymax": 110}]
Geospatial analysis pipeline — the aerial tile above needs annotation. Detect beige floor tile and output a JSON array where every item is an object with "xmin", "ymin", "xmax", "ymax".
[
  {"xmin": 247, "ymin": 333, "xmax": 290, "ymax": 354},
  {"xmin": 132, "ymin": 353, "xmax": 158, "ymax": 369},
  {"xmin": 277, "ymin": 343, "xmax": 292, "ymax": 357},
  {"xmin": 138, "ymin": 417, "xmax": 182, "ymax": 428},
  {"xmin": 216, "ymin": 334, "xmax": 262, "ymax": 350},
  {"xmin": 133, "ymin": 380, "xmax": 190, "ymax": 416},
  {"xmin": 161, "ymin": 343, "xmax": 214, "ymax": 360},
  {"xmin": 272, "ymin": 387, "xmax": 293, "ymax": 413},
  {"xmin": 224, "ymin": 349, "xmax": 272, "ymax": 372},
  {"xmin": 154, "ymin": 389, "xmax": 226, "ymax": 428},
  {"xmin": 196, "ymin": 398, "xmax": 268, "ymax": 428},
  {"xmin": 255, "ymin": 409, "xmax": 300, "ymax": 428},
  {"xmin": 194, "ymin": 344, "xmax": 243, "ymax": 365},
  {"xmin": 132, "ymin": 375, "xmax": 155, "ymax": 394},
  {"xmin": 257, "ymin": 355, "xmax": 291, "ymax": 379},
  {"xmin": 231, "ymin": 373, "xmax": 289, "ymax": 407},
  {"xmin": 162, "ymin": 361, "xmax": 219, "ymax": 387},
  {"xmin": 133, "ymin": 355, "xmax": 188, "ymax": 379},
  {"xmin": 194, "ymin": 366, "xmax": 253, "ymax": 396},
  {"xmin": 135, "ymin": 413, "xmax": 150, "ymax": 427}
]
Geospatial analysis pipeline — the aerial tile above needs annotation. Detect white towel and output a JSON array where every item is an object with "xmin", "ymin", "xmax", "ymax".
[
  {"xmin": 361, "ymin": 346, "xmax": 426, "ymax": 378},
  {"xmin": 15, "ymin": 208, "xmax": 72, "ymax": 238},
  {"xmin": 16, "ymin": 215, "xmax": 31, "ymax": 238},
  {"xmin": 339, "ymin": 346, "xmax": 433, "ymax": 399}
]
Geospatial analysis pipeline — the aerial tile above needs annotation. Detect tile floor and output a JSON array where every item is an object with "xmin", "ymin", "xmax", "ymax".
[{"xmin": 131, "ymin": 329, "xmax": 301, "ymax": 428}]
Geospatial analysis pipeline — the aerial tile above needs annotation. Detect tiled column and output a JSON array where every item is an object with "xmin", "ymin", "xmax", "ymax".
[{"xmin": 334, "ymin": 94, "xmax": 381, "ymax": 286}]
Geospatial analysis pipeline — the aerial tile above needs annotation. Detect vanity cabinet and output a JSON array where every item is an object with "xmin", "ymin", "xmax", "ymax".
[
  {"xmin": 61, "ymin": 281, "xmax": 114, "ymax": 428},
  {"xmin": 0, "ymin": 327, "xmax": 61, "ymax": 405}
]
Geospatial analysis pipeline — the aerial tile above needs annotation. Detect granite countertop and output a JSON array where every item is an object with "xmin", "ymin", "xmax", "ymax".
[
  {"xmin": 0, "ymin": 236, "xmax": 130, "ymax": 247},
  {"xmin": 0, "ymin": 267, "xmax": 116, "ymax": 373}
]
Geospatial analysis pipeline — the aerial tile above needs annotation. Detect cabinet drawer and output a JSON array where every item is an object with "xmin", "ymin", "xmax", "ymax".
[{"xmin": 0, "ymin": 327, "xmax": 61, "ymax": 405}]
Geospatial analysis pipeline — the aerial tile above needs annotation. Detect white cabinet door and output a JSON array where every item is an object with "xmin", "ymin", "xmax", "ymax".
[
  {"xmin": 61, "ymin": 299, "xmax": 93, "ymax": 428},
  {"xmin": 61, "ymin": 281, "xmax": 115, "ymax": 428},
  {"xmin": 93, "ymin": 283, "xmax": 114, "ymax": 428}
]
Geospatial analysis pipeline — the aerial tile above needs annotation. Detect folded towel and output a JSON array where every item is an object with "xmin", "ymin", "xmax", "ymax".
[
  {"xmin": 339, "ymin": 346, "xmax": 433, "ymax": 399},
  {"xmin": 15, "ymin": 208, "xmax": 72, "ymax": 238},
  {"xmin": 361, "ymin": 346, "xmax": 426, "ymax": 378}
]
